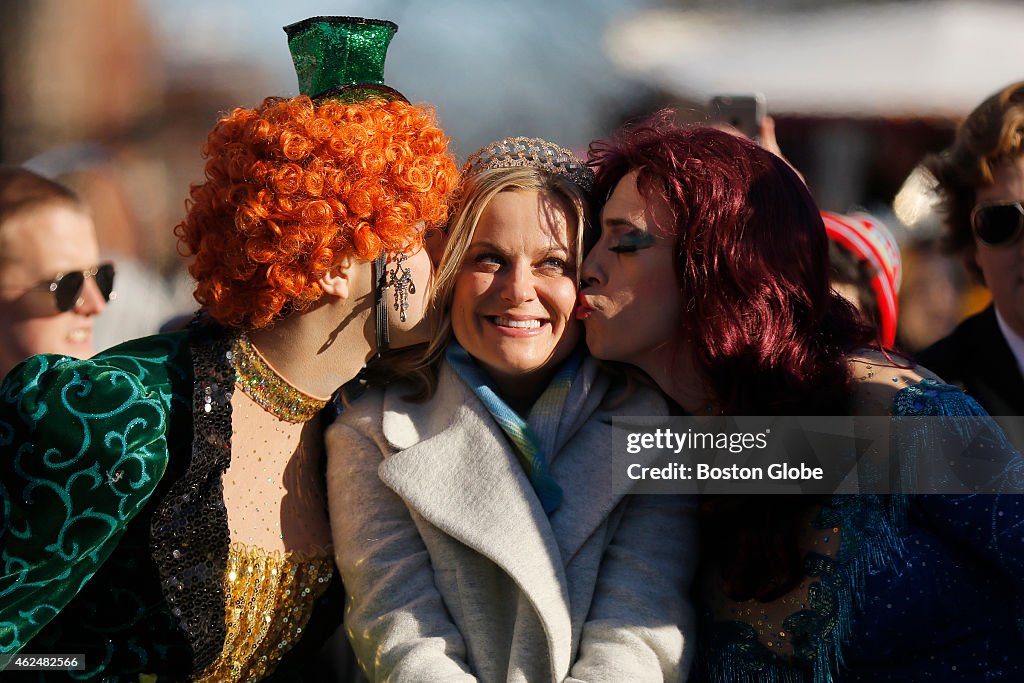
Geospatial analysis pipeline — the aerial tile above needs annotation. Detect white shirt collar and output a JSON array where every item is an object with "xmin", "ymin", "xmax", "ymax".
[{"xmin": 994, "ymin": 306, "xmax": 1024, "ymax": 377}]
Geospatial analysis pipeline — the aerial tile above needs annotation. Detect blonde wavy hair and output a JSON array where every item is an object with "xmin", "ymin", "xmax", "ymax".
[{"xmin": 371, "ymin": 164, "xmax": 593, "ymax": 399}]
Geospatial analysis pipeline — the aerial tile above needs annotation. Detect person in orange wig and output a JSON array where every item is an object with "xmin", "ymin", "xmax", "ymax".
[{"xmin": 0, "ymin": 16, "xmax": 457, "ymax": 681}]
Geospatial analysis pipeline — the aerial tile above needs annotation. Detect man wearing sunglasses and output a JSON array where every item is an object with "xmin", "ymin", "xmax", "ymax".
[
  {"xmin": 918, "ymin": 81, "xmax": 1024, "ymax": 449},
  {"xmin": 0, "ymin": 167, "xmax": 114, "ymax": 377}
]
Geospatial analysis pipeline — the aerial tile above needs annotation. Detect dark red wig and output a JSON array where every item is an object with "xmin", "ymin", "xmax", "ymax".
[
  {"xmin": 590, "ymin": 115, "xmax": 878, "ymax": 600},
  {"xmin": 589, "ymin": 114, "xmax": 874, "ymax": 416}
]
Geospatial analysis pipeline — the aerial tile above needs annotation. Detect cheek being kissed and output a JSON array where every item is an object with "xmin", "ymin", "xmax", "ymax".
[{"xmin": 450, "ymin": 189, "xmax": 581, "ymax": 386}]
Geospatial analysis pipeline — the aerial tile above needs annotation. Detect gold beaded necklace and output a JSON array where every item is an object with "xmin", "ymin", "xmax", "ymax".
[{"xmin": 230, "ymin": 335, "xmax": 329, "ymax": 423}]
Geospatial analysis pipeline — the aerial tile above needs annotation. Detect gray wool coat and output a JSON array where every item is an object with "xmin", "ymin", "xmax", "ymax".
[{"xmin": 326, "ymin": 358, "xmax": 697, "ymax": 683}]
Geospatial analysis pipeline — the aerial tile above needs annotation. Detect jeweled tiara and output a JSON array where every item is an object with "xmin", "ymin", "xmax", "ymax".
[{"xmin": 463, "ymin": 136, "xmax": 594, "ymax": 191}]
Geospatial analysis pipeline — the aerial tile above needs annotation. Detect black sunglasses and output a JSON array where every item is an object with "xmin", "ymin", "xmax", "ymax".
[
  {"xmin": 34, "ymin": 263, "xmax": 116, "ymax": 312},
  {"xmin": 971, "ymin": 201, "xmax": 1024, "ymax": 247}
]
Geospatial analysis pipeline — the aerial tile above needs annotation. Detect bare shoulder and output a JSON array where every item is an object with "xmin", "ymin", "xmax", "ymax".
[{"xmin": 846, "ymin": 348, "xmax": 943, "ymax": 416}]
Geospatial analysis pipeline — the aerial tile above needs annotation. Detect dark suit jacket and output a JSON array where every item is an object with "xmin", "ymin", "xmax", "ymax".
[{"xmin": 916, "ymin": 305, "xmax": 1024, "ymax": 450}]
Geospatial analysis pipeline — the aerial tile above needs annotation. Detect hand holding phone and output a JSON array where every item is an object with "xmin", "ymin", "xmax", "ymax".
[{"xmin": 709, "ymin": 94, "xmax": 766, "ymax": 142}]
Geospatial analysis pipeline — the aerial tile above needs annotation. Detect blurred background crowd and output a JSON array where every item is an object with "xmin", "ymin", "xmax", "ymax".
[{"xmin": 1, "ymin": 0, "xmax": 1021, "ymax": 354}]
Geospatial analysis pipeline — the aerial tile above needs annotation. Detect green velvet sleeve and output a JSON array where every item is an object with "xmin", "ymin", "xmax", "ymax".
[{"xmin": 0, "ymin": 332, "xmax": 190, "ymax": 658}]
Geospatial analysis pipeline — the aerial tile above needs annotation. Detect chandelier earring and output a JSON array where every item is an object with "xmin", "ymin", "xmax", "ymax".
[{"xmin": 386, "ymin": 251, "xmax": 416, "ymax": 322}]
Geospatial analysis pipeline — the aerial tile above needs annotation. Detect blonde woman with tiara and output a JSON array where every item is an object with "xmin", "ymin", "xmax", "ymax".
[{"xmin": 327, "ymin": 137, "xmax": 696, "ymax": 682}]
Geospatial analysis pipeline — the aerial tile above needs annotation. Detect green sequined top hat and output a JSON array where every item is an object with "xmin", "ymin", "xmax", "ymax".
[{"xmin": 283, "ymin": 16, "xmax": 407, "ymax": 103}]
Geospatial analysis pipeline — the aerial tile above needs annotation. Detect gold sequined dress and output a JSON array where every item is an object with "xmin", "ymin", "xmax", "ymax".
[{"xmin": 195, "ymin": 543, "xmax": 334, "ymax": 682}]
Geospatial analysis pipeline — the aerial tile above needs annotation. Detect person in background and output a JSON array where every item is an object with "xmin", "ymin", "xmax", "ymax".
[
  {"xmin": 822, "ymin": 210, "xmax": 902, "ymax": 348},
  {"xmin": 714, "ymin": 117, "xmax": 904, "ymax": 348},
  {"xmin": 0, "ymin": 167, "xmax": 114, "ymax": 376},
  {"xmin": 917, "ymin": 81, "xmax": 1024, "ymax": 448}
]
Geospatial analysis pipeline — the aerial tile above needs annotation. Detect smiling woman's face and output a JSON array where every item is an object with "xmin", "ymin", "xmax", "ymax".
[{"xmin": 450, "ymin": 189, "xmax": 580, "ymax": 388}]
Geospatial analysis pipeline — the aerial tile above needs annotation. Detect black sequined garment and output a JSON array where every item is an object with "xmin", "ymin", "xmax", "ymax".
[{"xmin": 0, "ymin": 323, "xmax": 344, "ymax": 682}]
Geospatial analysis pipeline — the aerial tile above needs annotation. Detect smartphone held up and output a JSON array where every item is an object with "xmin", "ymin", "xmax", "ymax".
[{"xmin": 709, "ymin": 94, "xmax": 766, "ymax": 142}]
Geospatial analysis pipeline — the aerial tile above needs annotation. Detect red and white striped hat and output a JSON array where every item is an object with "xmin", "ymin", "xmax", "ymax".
[{"xmin": 822, "ymin": 210, "xmax": 902, "ymax": 347}]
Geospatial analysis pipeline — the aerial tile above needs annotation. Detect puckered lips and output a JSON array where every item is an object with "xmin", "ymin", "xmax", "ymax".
[{"xmin": 575, "ymin": 291, "xmax": 595, "ymax": 320}]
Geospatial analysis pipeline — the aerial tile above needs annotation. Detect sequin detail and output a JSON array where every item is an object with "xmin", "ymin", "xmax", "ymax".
[
  {"xmin": 283, "ymin": 16, "xmax": 403, "ymax": 102},
  {"xmin": 231, "ymin": 336, "xmax": 328, "ymax": 423},
  {"xmin": 195, "ymin": 542, "xmax": 334, "ymax": 682},
  {"xmin": 699, "ymin": 378, "xmax": 1024, "ymax": 682},
  {"xmin": 151, "ymin": 322, "xmax": 235, "ymax": 671},
  {"xmin": 705, "ymin": 522, "xmax": 843, "ymax": 663}
]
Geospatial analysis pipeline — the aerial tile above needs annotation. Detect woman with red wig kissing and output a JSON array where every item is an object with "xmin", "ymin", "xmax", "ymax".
[
  {"xmin": 578, "ymin": 115, "xmax": 1024, "ymax": 682},
  {"xmin": 0, "ymin": 17, "xmax": 457, "ymax": 681}
]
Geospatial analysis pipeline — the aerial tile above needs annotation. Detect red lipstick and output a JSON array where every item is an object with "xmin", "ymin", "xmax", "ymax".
[{"xmin": 575, "ymin": 292, "xmax": 594, "ymax": 320}]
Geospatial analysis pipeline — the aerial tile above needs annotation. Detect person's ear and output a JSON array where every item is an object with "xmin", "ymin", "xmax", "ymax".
[
  {"xmin": 970, "ymin": 247, "xmax": 988, "ymax": 286},
  {"xmin": 318, "ymin": 254, "xmax": 358, "ymax": 300}
]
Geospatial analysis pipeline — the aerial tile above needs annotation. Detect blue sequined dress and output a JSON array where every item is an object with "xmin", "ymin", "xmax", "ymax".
[{"xmin": 698, "ymin": 379, "xmax": 1024, "ymax": 682}]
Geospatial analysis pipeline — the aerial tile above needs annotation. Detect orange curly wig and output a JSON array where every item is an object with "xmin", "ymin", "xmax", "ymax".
[{"xmin": 175, "ymin": 95, "xmax": 458, "ymax": 329}]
